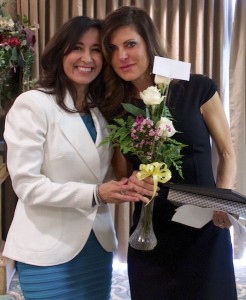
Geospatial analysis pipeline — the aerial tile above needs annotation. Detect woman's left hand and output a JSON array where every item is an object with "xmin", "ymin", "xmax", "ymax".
[{"xmin": 213, "ymin": 211, "xmax": 231, "ymax": 229}]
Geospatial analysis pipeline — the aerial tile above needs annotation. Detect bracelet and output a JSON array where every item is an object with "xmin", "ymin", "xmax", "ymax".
[
  {"xmin": 96, "ymin": 183, "xmax": 107, "ymax": 204},
  {"xmin": 92, "ymin": 184, "xmax": 107, "ymax": 207}
]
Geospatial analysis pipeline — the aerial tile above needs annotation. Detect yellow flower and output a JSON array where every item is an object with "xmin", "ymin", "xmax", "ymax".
[{"xmin": 137, "ymin": 162, "xmax": 172, "ymax": 203}]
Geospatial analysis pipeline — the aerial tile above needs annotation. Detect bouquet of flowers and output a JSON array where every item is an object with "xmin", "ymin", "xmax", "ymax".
[
  {"xmin": 0, "ymin": 2, "xmax": 39, "ymax": 111},
  {"xmin": 101, "ymin": 74, "xmax": 186, "ymax": 250}
]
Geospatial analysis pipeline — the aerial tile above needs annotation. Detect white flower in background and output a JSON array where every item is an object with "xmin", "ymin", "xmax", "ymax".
[
  {"xmin": 140, "ymin": 86, "xmax": 164, "ymax": 106},
  {"xmin": 156, "ymin": 117, "xmax": 176, "ymax": 138},
  {"xmin": 0, "ymin": 16, "xmax": 15, "ymax": 31},
  {"xmin": 154, "ymin": 75, "xmax": 171, "ymax": 90}
]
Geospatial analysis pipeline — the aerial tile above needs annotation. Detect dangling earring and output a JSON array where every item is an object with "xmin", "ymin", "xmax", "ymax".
[{"xmin": 149, "ymin": 61, "xmax": 153, "ymax": 75}]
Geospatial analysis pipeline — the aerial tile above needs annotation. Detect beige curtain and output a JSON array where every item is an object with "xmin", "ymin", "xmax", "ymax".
[
  {"xmin": 11, "ymin": 0, "xmax": 236, "ymax": 262},
  {"xmin": 229, "ymin": 0, "xmax": 246, "ymax": 259},
  {"xmin": 16, "ymin": 0, "xmax": 229, "ymax": 94},
  {"xmin": 230, "ymin": 0, "xmax": 246, "ymax": 196}
]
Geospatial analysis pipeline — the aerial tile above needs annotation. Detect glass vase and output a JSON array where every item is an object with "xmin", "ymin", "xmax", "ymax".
[{"xmin": 129, "ymin": 198, "xmax": 157, "ymax": 251}]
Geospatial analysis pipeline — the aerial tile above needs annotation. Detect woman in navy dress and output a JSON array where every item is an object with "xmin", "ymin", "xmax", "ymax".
[{"xmin": 101, "ymin": 6, "xmax": 237, "ymax": 300}]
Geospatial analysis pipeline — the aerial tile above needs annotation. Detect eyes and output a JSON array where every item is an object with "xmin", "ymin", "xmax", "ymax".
[
  {"xmin": 108, "ymin": 40, "xmax": 137, "ymax": 52},
  {"xmin": 127, "ymin": 41, "xmax": 137, "ymax": 48},
  {"xmin": 73, "ymin": 44, "xmax": 102, "ymax": 53}
]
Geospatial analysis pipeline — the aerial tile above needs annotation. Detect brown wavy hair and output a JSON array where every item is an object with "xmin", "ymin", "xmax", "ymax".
[
  {"xmin": 101, "ymin": 6, "xmax": 167, "ymax": 120},
  {"xmin": 36, "ymin": 16, "xmax": 105, "ymax": 113}
]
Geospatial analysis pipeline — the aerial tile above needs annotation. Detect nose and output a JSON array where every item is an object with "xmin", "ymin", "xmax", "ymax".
[
  {"xmin": 118, "ymin": 47, "xmax": 128, "ymax": 61},
  {"xmin": 81, "ymin": 51, "xmax": 92, "ymax": 63}
]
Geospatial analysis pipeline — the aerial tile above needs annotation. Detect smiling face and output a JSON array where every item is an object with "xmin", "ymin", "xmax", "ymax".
[
  {"xmin": 63, "ymin": 27, "xmax": 103, "ymax": 93},
  {"xmin": 109, "ymin": 25, "xmax": 151, "ymax": 88}
]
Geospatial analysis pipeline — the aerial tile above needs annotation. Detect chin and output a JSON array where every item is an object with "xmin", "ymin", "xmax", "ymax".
[{"xmin": 118, "ymin": 73, "xmax": 137, "ymax": 82}]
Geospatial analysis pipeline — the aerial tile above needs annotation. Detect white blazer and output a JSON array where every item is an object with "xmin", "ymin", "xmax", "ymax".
[{"xmin": 3, "ymin": 90, "xmax": 117, "ymax": 266}]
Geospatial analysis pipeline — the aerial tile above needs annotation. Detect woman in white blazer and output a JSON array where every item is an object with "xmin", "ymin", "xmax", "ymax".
[{"xmin": 3, "ymin": 16, "xmax": 147, "ymax": 300}]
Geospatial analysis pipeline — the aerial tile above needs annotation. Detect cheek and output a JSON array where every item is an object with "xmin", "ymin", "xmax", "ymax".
[
  {"xmin": 62, "ymin": 57, "xmax": 67, "ymax": 75},
  {"xmin": 111, "ymin": 54, "xmax": 118, "ymax": 70},
  {"xmin": 62, "ymin": 56, "xmax": 71, "ymax": 76},
  {"xmin": 140, "ymin": 55, "xmax": 150, "ymax": 72},
  {"xmin": 95, "ymin": 56, "xmax": 103, "ymax": 74}
]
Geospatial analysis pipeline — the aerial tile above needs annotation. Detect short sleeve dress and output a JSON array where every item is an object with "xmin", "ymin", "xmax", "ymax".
[{"xmin": 127, "ymin": 74, "xmax": 237, "ymax": 300}]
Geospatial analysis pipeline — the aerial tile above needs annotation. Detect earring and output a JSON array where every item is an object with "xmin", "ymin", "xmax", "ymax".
[{"xmin": 149, "ymin": 62, "xmax": 153, "ymax": 75}]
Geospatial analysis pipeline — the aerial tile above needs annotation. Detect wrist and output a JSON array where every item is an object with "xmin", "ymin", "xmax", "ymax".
[{"xmin": 92, "ymin": 183, "xmax": 107, "ymax": 207}]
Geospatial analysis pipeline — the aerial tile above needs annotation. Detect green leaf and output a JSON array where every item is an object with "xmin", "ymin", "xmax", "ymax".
[{"xmin": 122, "ymin": 103, "xmax": 145, "ymax": 117}]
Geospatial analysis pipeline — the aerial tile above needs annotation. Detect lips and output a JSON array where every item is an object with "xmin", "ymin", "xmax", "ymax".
[{"xmin": 119, "ymin": 63, "xmax": 135, "ymax": 71}]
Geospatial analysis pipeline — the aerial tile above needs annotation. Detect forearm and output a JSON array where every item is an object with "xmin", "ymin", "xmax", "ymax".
[
  {"xmin": 111, "ymin": 147, "xmax": 133, "ymax": 180},
  {"xmin": 215, "ymin": 151, "xmax": 237, "ymax": 189}
]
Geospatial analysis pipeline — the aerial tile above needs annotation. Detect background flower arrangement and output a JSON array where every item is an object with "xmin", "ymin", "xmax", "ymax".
[{"xmin": 0, "ymin": 1, "xmax": 38, "ymax": 112}]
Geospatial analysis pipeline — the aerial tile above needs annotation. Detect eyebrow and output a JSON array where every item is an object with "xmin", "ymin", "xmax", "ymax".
[
  {"xmin": 76, "ymin": 42, "xmax": 101, "ymax": 47},
  {"xmin": 110, "ymin": 39, "xmax": 136, "ymax": 46},
  {"xmin": 123, "ymin": 39, "xmax": 136, "ymax": 45}
]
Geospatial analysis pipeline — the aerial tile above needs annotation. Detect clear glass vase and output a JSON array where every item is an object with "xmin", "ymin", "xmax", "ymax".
[{"xmin": 129, "ymin": 198, "xmax": 157, "ymax": 251}]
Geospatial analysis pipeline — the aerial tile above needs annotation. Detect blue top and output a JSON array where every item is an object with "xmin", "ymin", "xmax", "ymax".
[{"xmin": 81, "ymin": 113, "xmax": 97, "ymax": 143}]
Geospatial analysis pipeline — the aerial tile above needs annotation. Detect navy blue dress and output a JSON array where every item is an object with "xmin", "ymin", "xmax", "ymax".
[{"xmin": 127, "ymin": 75, "xmax": 237, "ymax": 300}]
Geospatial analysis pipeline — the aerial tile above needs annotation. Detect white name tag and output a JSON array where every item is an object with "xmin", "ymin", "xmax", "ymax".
[{"xmin": 153, "ymin": 56, "xmax": 191, "ymax": 81}]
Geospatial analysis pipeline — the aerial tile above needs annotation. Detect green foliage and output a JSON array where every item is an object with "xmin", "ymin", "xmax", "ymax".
[
  {"xmin": 100, "ymin": 78, "xmax": 187, "ymax": 179},
  {"xmin": 100, "ymin": 102, "xmax": 187, "ymax": 178}
]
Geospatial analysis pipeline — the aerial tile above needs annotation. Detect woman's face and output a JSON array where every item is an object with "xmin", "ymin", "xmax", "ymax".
[
  {"xmin": 109, "ymin": 25, "xmax": 150, "ymax": 86},
  {"xmin": 63, "ymin": 27, "xmax": 103, "ymax": 91}
]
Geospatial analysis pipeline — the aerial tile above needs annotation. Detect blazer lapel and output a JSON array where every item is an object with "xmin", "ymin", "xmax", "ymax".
[
  {"xmin": 58, "ymin": 95, "xmax": 102, "ymax": 181},
  {"xmin": 91, "ymin": 107, "xmax": 113, "ymax": 174}
]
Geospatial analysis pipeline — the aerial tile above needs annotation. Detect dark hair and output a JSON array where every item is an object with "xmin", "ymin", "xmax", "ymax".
[
  {"xmin": 101, "ymin": 6, "xmax": 167, "ymax": 120},
  {"xmin": 36, "ymin": 16, "xmax": 104, "ymax": 113}
]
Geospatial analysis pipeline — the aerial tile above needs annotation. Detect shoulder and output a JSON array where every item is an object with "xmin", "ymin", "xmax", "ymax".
[
  {"xmin": 170, "ymin": 74, "xmax": 218, "ymax": 106},
  {"xmin": 10, "ymin": 89, "xmax": 59, "ymax": 114},
  {"xmin": 172, "ymin": 74, "xmax": 217, "ymax": 90},
  {"xmin": 190, "ymin": 74, "xmax": 217, "ymax": 101},
  {"xmin": 14, "ymin": 89, "xmax": 55, "ymax": 106},
  {"xmin": 189, "ymin": 74, "xmax": 217, "ymax": 87},
  {"xmin": 6, "ymin": 90, "xmax": 61, "ymax": 125},
  {"xmin": 187, "ymin": 74, "xmax": 218, "ymax": 95},
  {"xmin": 186, "ymin": 74, "xmax": 217, "ymax": 102}
]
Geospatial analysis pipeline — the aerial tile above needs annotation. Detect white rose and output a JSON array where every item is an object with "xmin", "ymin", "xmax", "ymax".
[
  {"xmin": 139, "ymin": 86, "xmax": 164, "ymax": 106},
  {"xmin": 156, "ymin": 117, "xmax": 176, "ymax": 138},
  {"xmin": 154, "ymin": 75, "xmax": 171, "ymax": 89}
]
